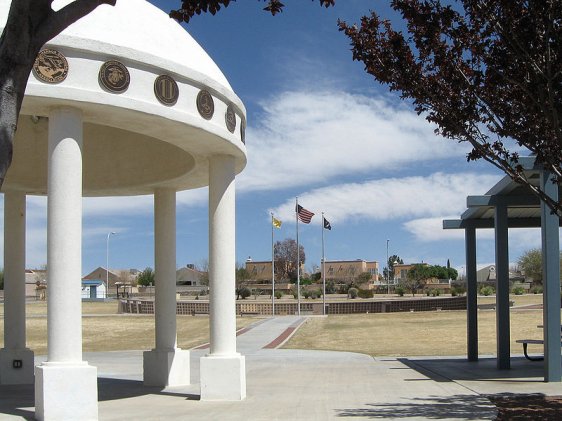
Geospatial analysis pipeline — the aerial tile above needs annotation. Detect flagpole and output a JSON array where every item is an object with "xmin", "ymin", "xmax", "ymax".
[
  {"xmin": 296, "ymin": 197, "xmax": 301, "ymax": 316},
  {"xmin": 271, "ymin": 212, "xmax": 275, "ymax": 316},
  {"xmin": 322, "ymin": 212, "xmax": 326, "ymax": 316}
]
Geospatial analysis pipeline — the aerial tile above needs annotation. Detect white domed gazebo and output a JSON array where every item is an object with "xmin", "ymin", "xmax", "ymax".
[{"xmin": 0, "ymin": 0, "xmax": 247, "ymax": 419}]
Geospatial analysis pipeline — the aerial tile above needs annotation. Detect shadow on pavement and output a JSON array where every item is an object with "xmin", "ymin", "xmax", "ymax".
[
  {"xmin": 398, "ymin": 356, "xmax": 545, "ymax": 382},
  {"xmin": 335, "ymin": 394, "xmax": 496, "ymax": 419}
]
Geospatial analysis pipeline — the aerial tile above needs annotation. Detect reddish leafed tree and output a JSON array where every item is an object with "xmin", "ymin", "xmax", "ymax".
[
  {"xmin": 170, "ymin": 0, "xmax": 335, "ymax": 22},
  {"xmin": 338, "ymin": 0, "xmax": 562, "ymax": 214},
  {"xmin": 0, "ymin": 0, "xmax": 116, "ymax": 188}
]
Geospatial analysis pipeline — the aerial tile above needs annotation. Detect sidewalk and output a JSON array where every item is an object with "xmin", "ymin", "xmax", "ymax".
[{"xmin": 0, "ymin": 316, "xmax": 557, "ymax": 420}]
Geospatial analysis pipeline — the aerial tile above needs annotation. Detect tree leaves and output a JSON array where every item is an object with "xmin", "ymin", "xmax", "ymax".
[
  {"xmin": 338, "ymin": 0, "xmax": 562, "ymax": 215},
  {"xmin": 170, "ymin": 0, "xmax": 334, "ymax": 23}
]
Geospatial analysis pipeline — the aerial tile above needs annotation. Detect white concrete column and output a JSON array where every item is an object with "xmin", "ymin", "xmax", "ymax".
[
  {"xmin": 35, "ymin": 107, "xmax": 97, "ymax": 421},
  {"xmin": 143, "ymin": 188, "xmax": 190, "ymax": 387},
  {"xmin": 200, "ymin": 154, "xmax": 246, "ymax": 401},
  {"xmin": 0, "ymin": 190, "xmax": 34, "ymax": 384}
]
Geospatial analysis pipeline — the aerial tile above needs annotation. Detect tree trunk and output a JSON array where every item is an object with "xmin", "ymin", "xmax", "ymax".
[{"xmin": 0, "ymin": 0, "xmax": 116, "ymax": 189}]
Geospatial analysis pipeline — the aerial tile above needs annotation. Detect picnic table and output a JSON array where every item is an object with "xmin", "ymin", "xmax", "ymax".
[{"xmin": 516, "ymin": 325, "xmax": 562, "ymax": 361}]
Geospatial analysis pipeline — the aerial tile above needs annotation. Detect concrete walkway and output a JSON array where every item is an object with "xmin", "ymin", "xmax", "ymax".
[{"xmin": 0, "ymin": 316, "xmax": 559, "ymax": 420}]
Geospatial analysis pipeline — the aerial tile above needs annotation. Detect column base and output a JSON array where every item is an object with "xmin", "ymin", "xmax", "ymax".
[
  {"xmin": 35, "ymin": 362, "xmax": 98, "ymax": 421},
  {"xmin": 200, "ymin": 354, "xmax": 246, "ymax": 401},
  {"xmin": 0, "ymin": 348, "xmax": 34, "ymax": 384},
  {"xmin": 143, "ymin": 348, "xmax": 190, "ymax": 387}
]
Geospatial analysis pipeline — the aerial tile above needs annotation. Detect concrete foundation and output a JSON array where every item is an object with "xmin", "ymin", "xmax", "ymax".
[
  {"xmin": 0, "ymin": 348, "xmax": 34, "ymax": 384},
  {"xmin": 200, "ymin": 354, "xmax": 246, "ymax": 401},
  {"xmin": 35, "ymin": 363, "xmax": 98, "ymax": 421},
  {"xmin": 143, "ymin": 348, "xmax": 190, "ymax": 387}
]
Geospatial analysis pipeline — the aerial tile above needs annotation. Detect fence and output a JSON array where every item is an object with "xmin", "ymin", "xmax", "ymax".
[{"xmin": 119, "ymin": 296, "xmax": 467, "ymax": 316}]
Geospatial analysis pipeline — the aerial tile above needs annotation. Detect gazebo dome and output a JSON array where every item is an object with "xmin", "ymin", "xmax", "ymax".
[{"xmin": 0, "ymin": 0, "xmax": 247, "ymax": 196}]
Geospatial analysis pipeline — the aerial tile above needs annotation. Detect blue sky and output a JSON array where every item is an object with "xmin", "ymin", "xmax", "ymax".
[{"xmin": 2, "ymin": 0, "xmax": 545, "ymax": 276}]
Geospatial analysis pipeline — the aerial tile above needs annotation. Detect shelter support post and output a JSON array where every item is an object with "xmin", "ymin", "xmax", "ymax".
[
  {"xmin": 465, "ymin": 227, "xmax": 478, "ymax": 362},
  {"xmin": 35, "ymin": 107, "xmax": 98, "ymax": 421},
  {"xmin": 540, "ymin": 170, "xmax": 561, "ymax": 382},
  {"xmin": 144, "ymin": 188, "xmax": 190, "ymax": 386},
  {"xmin": 200, "ymin": 154, "xmax": 246, "ymax": 401},
  {"xmin": 0, "ymin": 191, "xmax": 34, "ymax": 384},
  {"xmin": 495, "ymin": 203, "xmax": 510, "ymax": 369}
]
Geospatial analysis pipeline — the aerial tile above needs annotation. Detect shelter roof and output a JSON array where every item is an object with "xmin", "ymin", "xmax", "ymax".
[{"xmin": 443, "ymin": 157, "xmax": 561, "ymax": 229}]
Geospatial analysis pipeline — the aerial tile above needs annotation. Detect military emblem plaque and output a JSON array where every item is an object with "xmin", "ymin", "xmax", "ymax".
[
  {"xmin": 240, "ymin": 118, "xmax": 246, "ymax": 144},
  {"xmin": 196, "ymin": 90, "xmax": 214, "ymax": 120},
  {"xmin": 154, "ymin": 75, "xmax": 179, "ymax": 106},
  {"xmin": 225, "ymin": 104, "xmax": 237, "ymax": 133},
  {"xmin": 99, "ymin": 60, "xmax": 130, "ymax": 93},
  {"xmin": 32, "ymin": 49, "xmax": 69, "ymax": 84}
]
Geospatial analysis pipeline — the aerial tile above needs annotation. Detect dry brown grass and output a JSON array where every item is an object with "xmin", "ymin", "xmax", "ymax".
[
  {"xmin": 0, "ymin": 294, "xmax": 551, "ymax": 357},
  {"xmin": 0, "ymin": 301, "xmax": 256, "ymax": 355},
  {"xmin": 283, "ymin": 309, "xmax": 549, "ymax": 356}
]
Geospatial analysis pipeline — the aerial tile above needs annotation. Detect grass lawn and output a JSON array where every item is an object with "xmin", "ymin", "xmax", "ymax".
[
  {"xmin": 0, "ymin": 294, "xmax": 551, "ymax": 357},
  {"xmin": 0, "ymin": 301, "xmax": 256, "ymax": 355},
  {"xmin": 283, "ymin": 294, "xmax": 549, "ymax": 357}
]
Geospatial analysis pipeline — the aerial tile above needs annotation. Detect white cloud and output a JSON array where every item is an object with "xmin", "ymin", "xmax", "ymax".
[
  {"xmin": 239, "ymin": 90, "xmax": 470, "ymax": 192},
  {"xmin": 270, "ymin": 172, "xmax": 501, "ymax": 224}
]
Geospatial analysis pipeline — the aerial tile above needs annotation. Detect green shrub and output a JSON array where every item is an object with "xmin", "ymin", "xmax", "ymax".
[
  {"xmin": 274, "ymin": 290, "xmax": 283, "ymax": 299},
  {"xmin": 396, "ymin": 286, "xmax": 405, "ymax": 297},
  {"xmin": 325, "ymin": 281, "xmax": 336, "ymax": 294},
  {"xmin": 240, "ymin": 287, "xmax": 251, "ymax": 299},
  {"xmin": 358, "ymin": 289, "xmax": 374, "ymax": 299},
  {"xmin": 480, "ymin": 286, "xmax": 495, "ymax": 296},
  {"xmin": 302, "ymin": 290, "xmax": 311, "ymax": 299},
  {"xmin": 531, "ymin": 286, "xmax": 543, "ymax": 294},
  {"xmin": 311, "ymin": 289, "xmax": 322, "ymax": 299},
  {"xmin": 348, "ymin": 287, "xmax": 358, "ymax": 299},
  {"xmin": 512, "ymin": 286, "xmax": 525, "ymax": 295}
]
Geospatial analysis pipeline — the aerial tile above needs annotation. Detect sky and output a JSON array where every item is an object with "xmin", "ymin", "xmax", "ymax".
[{"xmin": 0, "ymin": 0, "xmax": 546, "ymax": 276}]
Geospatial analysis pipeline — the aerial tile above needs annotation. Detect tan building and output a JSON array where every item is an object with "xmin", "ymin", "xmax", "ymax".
[
  {"xmin": 322, "ymin": 259, "xmax": 379, "ymax": 288},
  {"xmin": 82, "ymin": 267, "xmax": 140, "ymax": 289}
]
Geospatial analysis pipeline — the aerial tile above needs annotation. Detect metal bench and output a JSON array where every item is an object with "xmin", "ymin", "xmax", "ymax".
[{"xmin": 516, "ymin": 339, "xmax": 545, "ymax": 361}]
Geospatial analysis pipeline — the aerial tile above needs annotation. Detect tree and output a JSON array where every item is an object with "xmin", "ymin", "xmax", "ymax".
[
  {"xmin": 518, "ymin": 248, "xmax": 543, "ymax": 283},
  {"xmin": 196, "ymin": 260, "xmax": 209, "ymax": 286},
  {"xmin": 137, "ymin": 267, "xmax": 155, "ymax": 286},
  {"xmin": 383, "ymin": 254, "xmax": 404, "ymax": 280},
  {"xmin": 0, "ymin": 0, "xmax": 116, "ymax": 188},
  {"xmin": 235, "ymin": 265, "xmax": 251, "ymax": 299},
  {"xmin": 338, "ymin": 0, "xmax": 562, "ymax": 215},
  {"xmin": 177, "ymin": 1, "xmax": 562, "ymax": 216},
  {"xmin": 169, "ymin": 0, "xmax": 335, "ymax": 22},
  {"xmin": 400, "ymin": 263, "xmax": 431, "ymax": 296},
  {"xmin": 274, "ymin": 238, "xmax": 305, "ymax": 281},
  {"xmin": 356, "ymin": 272, "xmax": 372, "ymax": 285}
]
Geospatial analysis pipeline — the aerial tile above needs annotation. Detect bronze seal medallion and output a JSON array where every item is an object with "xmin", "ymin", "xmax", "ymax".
[
  {"xmin": 33, "ymin": 49, "xmax": 69, "ymax": 84},
  {"xmin": 240, "ymin": 118, "xmax": 246, "ymax": 144},
  {"xmin": 225, "ymin": 104, "xmax": 237, "ymax": 133},
  {"xmin": 154, "ymin": 75, "xmax": 179, "ymax": 106},
  {"xmin": 99, "ymin": 60, "xmax": 130, "ymax": 93},
  {"xmin": 196, "ymin": 90, "xmax": 214, "ymax": 120}
]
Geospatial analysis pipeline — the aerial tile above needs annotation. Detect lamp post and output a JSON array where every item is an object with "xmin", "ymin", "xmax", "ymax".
[
  {"xmin": 106, "ymin": 231, "xmax": 116, "ymax": 298},
  {"xmin": 386, "ymin": 239, "xmax": 390, "ymax": 295}
]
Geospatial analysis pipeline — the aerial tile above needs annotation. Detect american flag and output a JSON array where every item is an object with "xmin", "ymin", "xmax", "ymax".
[{"xmin": 296, "ymin": 204, "xmax": 314, "ymax": 224}]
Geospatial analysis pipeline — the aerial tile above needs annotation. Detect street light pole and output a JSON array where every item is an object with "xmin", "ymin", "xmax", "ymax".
[
  {"xmin": 386, "ymin": 239, "xmax": 389, "ymax": 295},
  {"xmin": 106, "ymin": 231, "xmax": 116, "ymax": 298}
]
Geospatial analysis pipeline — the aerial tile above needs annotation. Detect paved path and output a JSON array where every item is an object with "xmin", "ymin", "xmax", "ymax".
[{"xmin": 0, "ymin": 316, "xmax": 557, "ymax": 420}]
